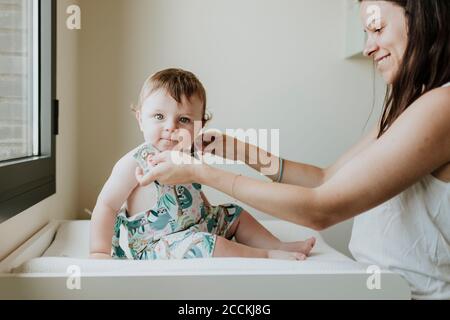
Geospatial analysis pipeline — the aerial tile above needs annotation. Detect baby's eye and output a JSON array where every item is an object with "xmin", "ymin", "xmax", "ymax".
[
  {"xmin": 179, "ymin": 117, "xmax": 191, "ymax": 124},
  {"xmin": 154, "ymin": 113, "xmax": 164, "ymax": 120}
]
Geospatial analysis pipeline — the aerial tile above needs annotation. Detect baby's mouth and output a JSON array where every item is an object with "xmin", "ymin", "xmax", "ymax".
[
  {"xmin": 159, "ymin": 138, "xmax": 179, "ymax": 147},
  {"xmin": 160, "ymin": 138, "xmax": 177, "ymax": 142}
]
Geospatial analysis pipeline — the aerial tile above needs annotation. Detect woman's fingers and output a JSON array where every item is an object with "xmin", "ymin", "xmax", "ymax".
[
  {"xmin": 147, "ymin": 151, "xmax": 168, "ymax": 166},
  {"xmin": 135, "ymin": 166, "xmax": 157, "ymax": 186},
  {"xmin": 149, "ymin": 150, "xmax": 193, "ymax": 166},
  {"xmin": 135, "ymin": 166, "xmax": 145, "ymax": 184}
]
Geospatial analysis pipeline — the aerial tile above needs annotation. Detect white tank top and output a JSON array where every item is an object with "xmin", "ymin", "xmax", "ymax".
[{"xmin": 349, "ymin": 82, "xmax": 450, "ymax": 300}]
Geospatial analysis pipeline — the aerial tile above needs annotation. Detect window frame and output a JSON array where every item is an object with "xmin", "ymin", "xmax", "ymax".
[{"xmin": 0, "ymin": 0, "xmax": 57, "ymax": 223}]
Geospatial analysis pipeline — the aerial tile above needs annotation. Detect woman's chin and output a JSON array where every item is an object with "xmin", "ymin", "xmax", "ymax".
[
  {"xmin": 380, "ymin": 68, "xmax": 398, "ymax": 85},
  {"xmin": 383, "ymin": 75, "xmax": 394, "ymax": 85}
]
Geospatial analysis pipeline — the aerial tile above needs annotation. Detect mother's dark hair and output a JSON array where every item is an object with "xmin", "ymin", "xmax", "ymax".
[{"xmin": 360, "ymin": 0, "xmax": 450, "ymax": 138}]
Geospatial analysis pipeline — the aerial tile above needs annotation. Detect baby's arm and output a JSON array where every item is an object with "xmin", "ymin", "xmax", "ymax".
[{"xmin": 89, "ymin": 151, "xmax": 143, "ymax": 258}]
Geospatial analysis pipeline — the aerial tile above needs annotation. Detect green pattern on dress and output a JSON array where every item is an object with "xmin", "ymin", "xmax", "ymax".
[
  {"xmin": 111, "ymin": 142, "xmax": 243, "ymax": 260},
  {"xmin": 157, "ymin": 193, "xmax": 177, "ymax": 211},
  {"xmin": 175, "ymin": 185, "xmax": 193, "ymax": 209}
]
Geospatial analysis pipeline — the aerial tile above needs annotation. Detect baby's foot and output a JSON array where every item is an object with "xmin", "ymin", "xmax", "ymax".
[
  {"xmin": 267, "ymin": 250, "xmax": 306, "ymax": 261},
  {"xmin": 278, "ymin": 237, "xmax": 316, "ymax": 256}
]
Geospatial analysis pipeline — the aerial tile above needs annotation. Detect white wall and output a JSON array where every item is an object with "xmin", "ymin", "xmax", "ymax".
[{"xmin": 0, "ymin": 0, "xmax": 80, "ymax": 261}]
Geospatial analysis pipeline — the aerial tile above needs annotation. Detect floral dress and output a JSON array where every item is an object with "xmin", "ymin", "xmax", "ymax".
[{"xmin": 111, "ymin": 143, "xmax": 243, "ymax": 260}]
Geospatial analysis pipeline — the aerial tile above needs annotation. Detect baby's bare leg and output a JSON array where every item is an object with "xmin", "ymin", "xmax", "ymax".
[
  {"xmin": 213, "ymin": 236, "xmax": 305, "ymax": 260},
  {"xmin": 226, "ymin": 210, "xmax": 281, "ymax": 250},
  {"xmin": 228, "ymin": 210, "xmax": 315, "ymax": 256},
  {"xmin": 213, "ymin": 236, "xmax": 267, "ymax": 258}
]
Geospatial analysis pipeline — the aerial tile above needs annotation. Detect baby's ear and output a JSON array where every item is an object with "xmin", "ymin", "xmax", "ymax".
[{"xmin": 135, "ymin": 110, "xmax": 143, "ymax": 131}]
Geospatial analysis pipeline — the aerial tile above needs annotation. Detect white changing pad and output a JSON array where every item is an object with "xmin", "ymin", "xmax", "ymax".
[
  {"xmin": 0, "ymin": 220, "xmax": 411, "ymax": 299},
  {"xmin": 11, "ymin": 220, "xmax": 367, "ymax": 275}
]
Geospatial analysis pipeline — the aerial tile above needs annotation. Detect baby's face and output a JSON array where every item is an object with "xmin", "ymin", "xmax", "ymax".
[{"xmin": 136, "ymin": 88, "xmax": 204, "ymax": 152}]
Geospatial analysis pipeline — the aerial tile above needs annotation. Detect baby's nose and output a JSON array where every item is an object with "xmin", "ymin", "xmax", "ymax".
[{"xmin": 164, "ymin": 119, "xmax": 178, "ymax": 131}]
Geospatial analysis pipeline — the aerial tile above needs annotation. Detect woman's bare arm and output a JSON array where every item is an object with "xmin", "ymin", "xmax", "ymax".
[
  {"xmin": 194, "ymin": 88, "xmax": 450, "ymax": 230},
  {"xmin": 322, "ymin": 125, "xmax": 379, "ymax": 183},
  {"xmin": 242, "ymin": 142, "xmax": 325, "ymax": 187},
  {"xmin": 223, "ymin": 124, "xmax": 378, "ymax": 188}
]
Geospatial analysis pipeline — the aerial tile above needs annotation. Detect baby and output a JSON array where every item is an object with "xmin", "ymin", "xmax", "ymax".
[{"xmin": 89, "ymin": 68, "xmax": 315, "ymax": 260}]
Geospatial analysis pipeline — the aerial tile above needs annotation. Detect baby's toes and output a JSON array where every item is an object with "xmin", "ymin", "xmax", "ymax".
[
  {"xmin": 295, "ymin": 252, "xmax": 306, "ymax": 261},
  {"xmin": 306, "ymin": 237, "xmax": 316, "ymax": 251},
  {"xmin": 297, "ymin": 237, "xmax": 314, "ymax": 255}
]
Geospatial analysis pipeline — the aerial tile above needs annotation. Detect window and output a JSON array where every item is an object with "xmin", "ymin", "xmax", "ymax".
[{"xmin": 0, "ymin": 0, "xmax": 57, "ymax": 223}]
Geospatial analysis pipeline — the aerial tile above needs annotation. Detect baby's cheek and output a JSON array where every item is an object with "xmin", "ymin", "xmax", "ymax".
[
  {"xmin": 143, "ymin": 131, "xmax": 160, "ymax": 144},
  {"xmin": 177, "ymin": 128, "xmax": 195, "ymax": 147},
  {"xmin": 142, "ymin": 122, "xmax": 161, "ymax": 136}
]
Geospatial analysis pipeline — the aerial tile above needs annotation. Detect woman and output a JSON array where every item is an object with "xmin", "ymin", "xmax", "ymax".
[{"xmin": 136, "ymin": 1, "xmax": 450, "ymax": 299}]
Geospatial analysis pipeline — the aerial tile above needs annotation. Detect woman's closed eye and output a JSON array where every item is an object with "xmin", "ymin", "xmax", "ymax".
[{"xmin": 364, "ymin": 26, "xmax": 384, "ymax": 34}]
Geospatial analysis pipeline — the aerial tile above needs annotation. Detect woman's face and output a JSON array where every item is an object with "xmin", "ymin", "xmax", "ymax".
[{"xmin": 360, "ymin": 1, "xmax": 408, "ymax": 84}]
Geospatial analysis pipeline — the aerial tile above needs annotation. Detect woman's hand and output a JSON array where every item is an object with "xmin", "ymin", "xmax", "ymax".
[
  {"xmin": 194, "ymin": 130, "xmax": 239, "ymax": 161},
  {"xmin": 135, "ymin": 150, "xmax": 202, "ymax": 186}
]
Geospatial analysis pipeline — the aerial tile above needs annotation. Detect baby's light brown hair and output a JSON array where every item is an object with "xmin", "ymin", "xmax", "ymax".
[{"xmin": 132, "ymin": 68, "xmax": 211, "ymax": 124}]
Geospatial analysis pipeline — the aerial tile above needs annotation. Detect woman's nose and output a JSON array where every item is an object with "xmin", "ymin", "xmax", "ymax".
[{"xmin": 363, "ymin": 34, "xmax": 378, "ymax": 57}]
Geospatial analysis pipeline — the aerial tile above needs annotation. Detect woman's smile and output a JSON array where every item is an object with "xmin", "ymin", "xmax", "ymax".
[{"xmin": 376, "ymin": 53, "xmax": 391, "ymax": 70}]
